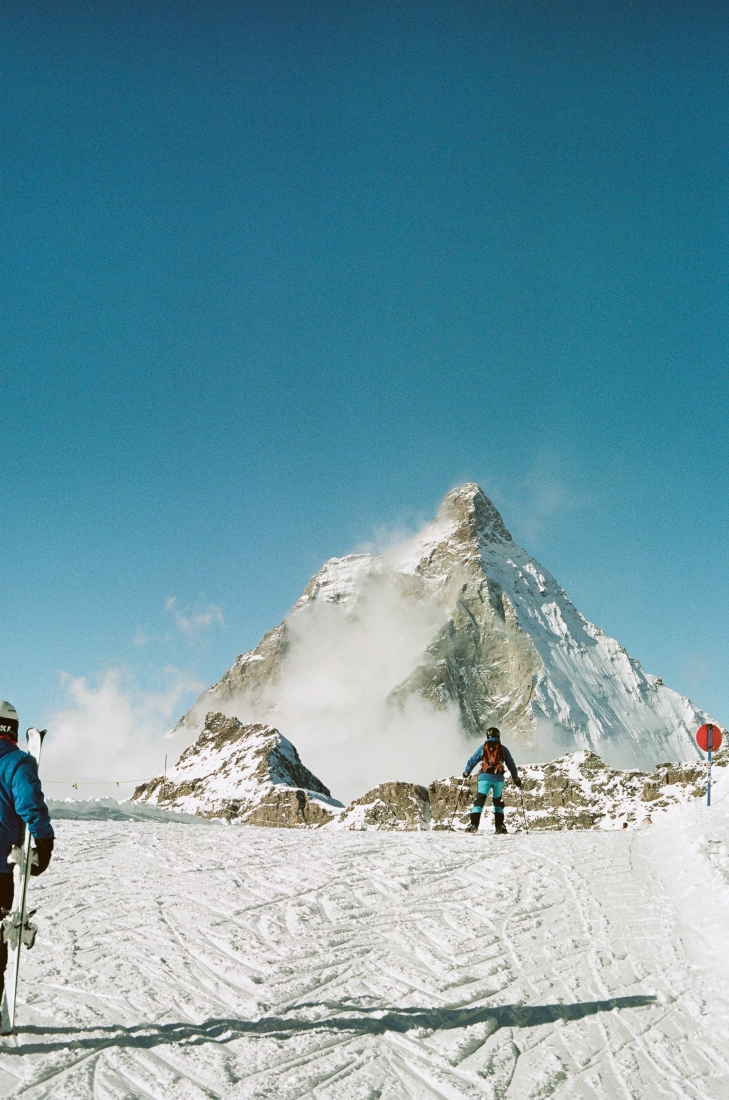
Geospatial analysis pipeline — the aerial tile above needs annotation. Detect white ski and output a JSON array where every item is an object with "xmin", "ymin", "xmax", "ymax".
[{"xmin": 0, "ymin": 727, "xmax": 46, "ymax": 1035}]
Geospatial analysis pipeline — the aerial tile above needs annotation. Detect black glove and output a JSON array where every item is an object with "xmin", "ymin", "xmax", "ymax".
[
  {"xmin": 513, "ymin": 776, "xmax": 523, "ymax": 788},
  {"xmin": 31, "ymin": 837, "xmax": 54, "ymax": 877},
  {"xmin": 462, "ymin": 772, "xmax": 469, "ymax": 779}
]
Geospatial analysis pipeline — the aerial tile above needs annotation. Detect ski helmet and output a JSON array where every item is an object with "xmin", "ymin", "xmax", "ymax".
[
  {"xmin": 485, "ymin": 726, "xmax": 501, "ymax": 740},
  {"xmin": 0, "ymin": 702, "xmax": 18, "ymax": 742}
]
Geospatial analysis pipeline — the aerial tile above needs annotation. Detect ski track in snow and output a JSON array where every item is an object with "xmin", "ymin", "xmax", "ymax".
[{"xmin": 0, "ymin": 813, "xmax": 728, "ymax": 1099}]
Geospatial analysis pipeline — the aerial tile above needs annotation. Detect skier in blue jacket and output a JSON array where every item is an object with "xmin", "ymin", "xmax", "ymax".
[
  {"xmin": 463, "ymin": 726, "xmax": 521, "ymax": 834},
  {"xmin": 0, "ymin": 702, "xmax": 54, "ymax": 995}
]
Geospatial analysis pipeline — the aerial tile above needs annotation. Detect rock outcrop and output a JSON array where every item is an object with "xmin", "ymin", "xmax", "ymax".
[
  {"xmin": 423, "ymin": 750, "xmax": 718, "ymax": 833},
  {"xmin": 132, "ymin": 712, "xmax": 343, "ymax": 826},
  {"xmin": 132, "ymin": 711, "xmax": 723, "ymax": 831},
  {"xmin": 169, "ymin": 483, "xmax": 715, "ymax": 773},
  {"xmin": 322, "ymin": 749, "xmax": 718, "ymax": 833},
  {"xmin": 333, "ymin": 782, "xmax": 431, "ymax": 831},
  {"xmin": 173, "ymin": 625, "xmax": 290, "ymax": 737}
]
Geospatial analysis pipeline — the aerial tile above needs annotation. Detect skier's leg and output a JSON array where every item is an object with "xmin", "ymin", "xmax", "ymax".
[
  {"xmin": 492, "ymin": 781, "xmax": 506, "ymax": 833},
  {"xmin": 493, "ymin": 798, "xmax": 506, "ymax": 832},
  {"xmin": 468, "ymin": 783, "xmax": 488, "ymax": 832},
  {"xmin": 0, "ymin": 874, "xmax": 14, "ymax": 999}
]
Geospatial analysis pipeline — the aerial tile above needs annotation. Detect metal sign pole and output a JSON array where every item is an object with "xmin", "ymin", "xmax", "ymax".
[{"xmin": 696, "ymin": 723, "xmax": 722, "ymax": 804}]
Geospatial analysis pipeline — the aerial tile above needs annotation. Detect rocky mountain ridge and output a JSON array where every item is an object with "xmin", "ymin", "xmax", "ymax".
[
  {"xmin": 133, "ymin": 711, "xmax": 724, "ymax": 833},
  {"xmin": 322, "ymin": 750, "xmax": 721, "ymax": 833},
  {"xmin": 170, "ymin": 483, "xmax": 714, "ymax": 774},
  {"xmin": 133, "ymin": 712, "xmax": 343, "ymax": 827}
]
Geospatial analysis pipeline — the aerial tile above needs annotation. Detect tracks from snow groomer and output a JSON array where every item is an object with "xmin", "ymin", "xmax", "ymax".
[{"xmin": 0, "ymin": 822, "xmax": 727, "ymax": 1098}]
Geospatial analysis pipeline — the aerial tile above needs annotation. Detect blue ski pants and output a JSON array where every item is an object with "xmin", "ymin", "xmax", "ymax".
[{"xmin": 472, "ymin": 775, "xmax": 504, "ymax": 816}]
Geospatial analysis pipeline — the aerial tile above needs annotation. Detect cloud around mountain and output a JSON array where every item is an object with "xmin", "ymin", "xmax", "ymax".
[{"xmin": 167, "ymin": 484, "xmax": 712, "ymax": 802}]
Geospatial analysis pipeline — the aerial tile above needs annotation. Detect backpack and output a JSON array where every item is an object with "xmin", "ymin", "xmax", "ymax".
[{"xmin": 481, "ymin": 740, "xmax": 504, "ymax": 775}]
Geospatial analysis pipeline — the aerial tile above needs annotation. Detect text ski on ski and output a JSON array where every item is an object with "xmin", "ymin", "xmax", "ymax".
[
  {"xmin": 463, "ymin": 727, "xmax": 522, "ymax": 835},
  {"xmin": 0, "ymin": 703, "xmax": 54, "ymax": 987}
]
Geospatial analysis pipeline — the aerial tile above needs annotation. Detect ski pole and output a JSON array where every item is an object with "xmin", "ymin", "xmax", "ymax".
[
  {"xmin": 449, "ymin": 782, "xmax": 465, "ymax": 832},
  {"xmin": 518, "ymin": 787, "xmax": 529, "ymax": 834}
]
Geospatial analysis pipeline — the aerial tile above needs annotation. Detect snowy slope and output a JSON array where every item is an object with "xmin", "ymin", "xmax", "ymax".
[
  {"xmin": 46, "ymin": 799, "xmax": 210, "ymax": 823},
  {"xmin": 8, "ymin": 787, "xmax": 729, "ymax": 1097}
]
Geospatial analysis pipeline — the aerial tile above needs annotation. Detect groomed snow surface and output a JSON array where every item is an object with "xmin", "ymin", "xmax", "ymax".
[{"xmin": 3, "ymin": 784, "xmax": 729, "ymax": 1098}]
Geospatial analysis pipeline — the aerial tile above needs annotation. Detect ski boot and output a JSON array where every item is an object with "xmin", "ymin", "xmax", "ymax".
[
  {"xmin": 494, "ymin": 813, "xmax": 507, "ymax": 835},
  {"xmin": 465, "ymin": 812, "xmax": 481, "ymax": 833}
]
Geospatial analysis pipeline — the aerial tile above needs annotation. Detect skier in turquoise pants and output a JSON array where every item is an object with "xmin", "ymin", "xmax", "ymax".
[{"xmin": 463, "ymin": 727, "xmax": 522, "ymax": 834}]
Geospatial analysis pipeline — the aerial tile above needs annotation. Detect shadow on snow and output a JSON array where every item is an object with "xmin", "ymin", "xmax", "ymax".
[{"xmin": 0, "ymin": 995, "xmax": 657, "ymax": 1057}]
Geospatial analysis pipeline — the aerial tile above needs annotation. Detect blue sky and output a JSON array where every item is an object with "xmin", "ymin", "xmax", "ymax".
[{"xmin": 1, "ymin": 0, "xmax": 727, "ymax": 785}]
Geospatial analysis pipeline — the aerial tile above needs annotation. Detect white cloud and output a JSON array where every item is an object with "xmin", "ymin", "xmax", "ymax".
[
  {"xmin": 484, "ymin": 456, "xmax": 588, "ymax": 547},
  {"xmin": 683, "ymin": 656, "xmax": 713, "ymax": 692},
  {"xmin": 164, "ymin": 597, "xmax": 224, "ymax": 637},
  {"xmin": 132, "ymin": 630, "xmax": 159, "ymax": 647},
  {"xmin": 194, "ymin": 563, "xmax": 472, "ymax": 804},
  {"xmin": 41, "ymin": 667, "xmax": 203, "ymax": 800}
]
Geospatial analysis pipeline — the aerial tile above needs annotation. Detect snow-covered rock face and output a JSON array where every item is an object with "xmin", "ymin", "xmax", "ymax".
[
  {"xmin": 327, "ymin": 749, "xmax": 722, "ymax": 834},
  {"xmin": 440, "ymin": 750, "xmax": 716, "ymax": 833},
  {"xmin": 334, "ymin": 782, "xmax": 432, "ymax": 832},
  {"xmin": 132, "ymin": 716, "xmax": 721, "ymax": 831},
  {"xmin": 132, "ymin": 712, "xmax": 342, "ymax": 826},
  {"xmin": 173, "ymin": 483, "xmax": 715, "ymax": 775},
  {"xmin": 389, "ymin": 482, "xmax": 714, "ymax": 768}
]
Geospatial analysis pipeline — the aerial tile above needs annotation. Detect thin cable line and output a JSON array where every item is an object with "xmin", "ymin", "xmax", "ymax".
[{"xmin": 43, "ymin": 779, "xmax": 155, "ymax": 786}]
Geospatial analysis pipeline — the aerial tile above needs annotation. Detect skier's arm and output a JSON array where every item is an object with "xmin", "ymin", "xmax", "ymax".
[
  {"xmin": 502, "ymin": 747, "xmax": 521, "ymax": 786},
  {"xmin": 10, "ymin": 756, "xmax": 54, "ymax": 841},
  {"xmin": 463, "ymin": 747, "xmax": 482, "ymax": 777}
]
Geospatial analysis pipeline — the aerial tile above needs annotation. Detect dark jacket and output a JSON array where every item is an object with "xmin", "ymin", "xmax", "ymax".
[
  {"xmin": 464, "ymin": 740, "xmax": 519, "ymax": 783},
  {"xmin": 0, "ymin": 739, "xmax": 54, "ymax": 873}
]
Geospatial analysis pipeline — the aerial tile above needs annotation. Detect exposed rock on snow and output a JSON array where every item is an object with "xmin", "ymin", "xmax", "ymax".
[
  {"xmin": 132, "ymin": 712, "xmax": 342, "ymax": 826},
  {"xmin": 328, "ymin": 746, "xmax": 726, "ymax": 833},
  {"xmin": 173, "ymin": 624, "xmax": 289, "ymax": 737},
  {"xmin": 426, "ymin": 777, "xmax": 474, "ymax": 829},
  {"xmin": 333, "ymin": 782, "xmax": 431, "ymax": 831},
  {"xmin": 425, "ymin": 749, "xmax": 723, "ymax": 834},
  {"xmin": 171, "ymin": 483, "xmax": 715, "ymax": 773},
  {"xmin": 133, "ymin": 710, "xmax": 722, "ymax": 832}
]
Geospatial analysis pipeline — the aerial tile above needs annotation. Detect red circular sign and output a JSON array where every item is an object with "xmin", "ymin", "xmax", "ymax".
[{"xmin": 697, "ymin": 724, "xmax": 723, "ymax": 752}]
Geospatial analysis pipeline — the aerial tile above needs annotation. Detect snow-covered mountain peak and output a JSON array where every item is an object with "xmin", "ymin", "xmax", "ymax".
[
  {"xmin": 168, "ymin": 483, "xmax": 716, "ymax": 778},
  {"xmin": 438, "ymin": 482, "xmax": 514, "ymax": 545},
  {"xmin": 396, "ymin": 484, "xmax": 513, "ymax": 585},
  {"xmin": 295, "ymin": 553, "xmax": 376, "ymax": 609}
]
